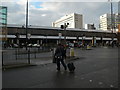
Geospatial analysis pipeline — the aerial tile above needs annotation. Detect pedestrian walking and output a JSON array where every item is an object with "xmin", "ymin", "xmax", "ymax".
[{"xmin": 54, "ymin": 43, "xmax": 67, "ymax": 71}]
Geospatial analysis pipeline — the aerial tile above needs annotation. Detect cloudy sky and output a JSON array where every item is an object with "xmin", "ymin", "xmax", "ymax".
[{"xmin": 1, "ymin": 0, "xmax": 119, "ymax": 29}]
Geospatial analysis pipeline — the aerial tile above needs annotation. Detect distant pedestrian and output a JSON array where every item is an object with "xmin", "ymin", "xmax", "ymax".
[{"xmin": 54, "ymin": 43, "xmax": 67, "ymax": 71}]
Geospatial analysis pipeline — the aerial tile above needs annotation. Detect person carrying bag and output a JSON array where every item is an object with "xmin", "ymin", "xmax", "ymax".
[{"xmin": 54, "ymin": 43, "xmax": 67, "ymax": 71}]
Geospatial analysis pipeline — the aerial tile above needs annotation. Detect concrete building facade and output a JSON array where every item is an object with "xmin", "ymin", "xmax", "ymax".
[
  {"xmin": 100, "ymin": 14, "xmax": 112, "ymax": 31},
  {"xmin": 52, "ymin": 13, "xmax": 83, "ymax": 29}
]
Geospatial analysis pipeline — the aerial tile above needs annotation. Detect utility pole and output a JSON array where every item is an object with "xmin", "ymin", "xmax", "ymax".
[
  {"xmin": 25, "ymin": 0, "xmax": 30, "ymax": 64},
  {"xmin": 26, "ymin": 0, "xmax": 28, "ymax": 50}
]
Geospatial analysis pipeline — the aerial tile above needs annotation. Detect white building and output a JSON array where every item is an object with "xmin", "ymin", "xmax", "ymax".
[
  {"xmin": 52, "ymin": 13, "xmax": 83, "ymax": 29},
  {"xmin": 85, "ymin": 24, "xmax": 96, "ymax": 30},
  {"xmin": 99, "ymin": 13, "xmax": 119, "ymax": 32}
]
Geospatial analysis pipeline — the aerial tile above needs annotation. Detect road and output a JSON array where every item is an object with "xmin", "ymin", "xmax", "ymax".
[{"xmin": 2, "ymin": 47, "xmax": 118, "ymax": 88}]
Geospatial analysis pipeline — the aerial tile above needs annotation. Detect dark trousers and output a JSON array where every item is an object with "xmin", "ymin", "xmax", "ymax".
[{"xmin": 56, "ymin": 58, "xmax": 67, "ymax": 70}]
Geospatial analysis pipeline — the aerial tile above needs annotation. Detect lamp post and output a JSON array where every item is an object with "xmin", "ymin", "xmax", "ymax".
[{"xmin": 61, "ymin": 23, "xmax": 69, "ymax": 45}]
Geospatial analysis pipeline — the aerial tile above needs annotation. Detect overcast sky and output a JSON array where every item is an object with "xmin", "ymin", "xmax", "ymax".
[{"xmin": 1, "ymin": 0, "xmax": 119, "ymax": 29}]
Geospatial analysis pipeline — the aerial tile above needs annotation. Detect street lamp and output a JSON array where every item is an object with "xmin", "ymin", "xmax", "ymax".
[{"xmin": 61, "ymin": 23, "xmax": 69, "ymax": 45}]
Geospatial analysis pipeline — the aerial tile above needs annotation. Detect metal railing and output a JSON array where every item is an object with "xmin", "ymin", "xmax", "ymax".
[{"xmin": 2, "ymin": 46, "xmax": 52, "ymax": 66}]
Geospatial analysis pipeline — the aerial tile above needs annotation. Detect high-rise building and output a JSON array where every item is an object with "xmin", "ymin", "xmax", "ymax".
[
  {"xmin": 52, "ymin": 13, "xmax": 83, "ymax": 29},
  {"xmin": 99, "ymin": 13, "xmax": 118, "ymax": 32},
  {"xmin": 0, "ymin": 6, "xmax": 7, "ymax": 43}
]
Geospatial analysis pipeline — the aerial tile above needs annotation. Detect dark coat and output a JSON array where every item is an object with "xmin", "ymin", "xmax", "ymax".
[{"xmin": 55, "ymin": 45, "xmax": 66, "ymax": 59}]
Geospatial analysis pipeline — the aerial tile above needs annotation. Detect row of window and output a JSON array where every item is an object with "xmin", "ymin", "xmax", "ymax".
[{"xmin": 0, "ymin": 6, "xmax": 7, "ymax": 13}]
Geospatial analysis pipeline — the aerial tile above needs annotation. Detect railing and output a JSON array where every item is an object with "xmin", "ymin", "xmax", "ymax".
[{"xmin": 2, "ymin": 46, "xmax": 52, "ymax": 66}]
